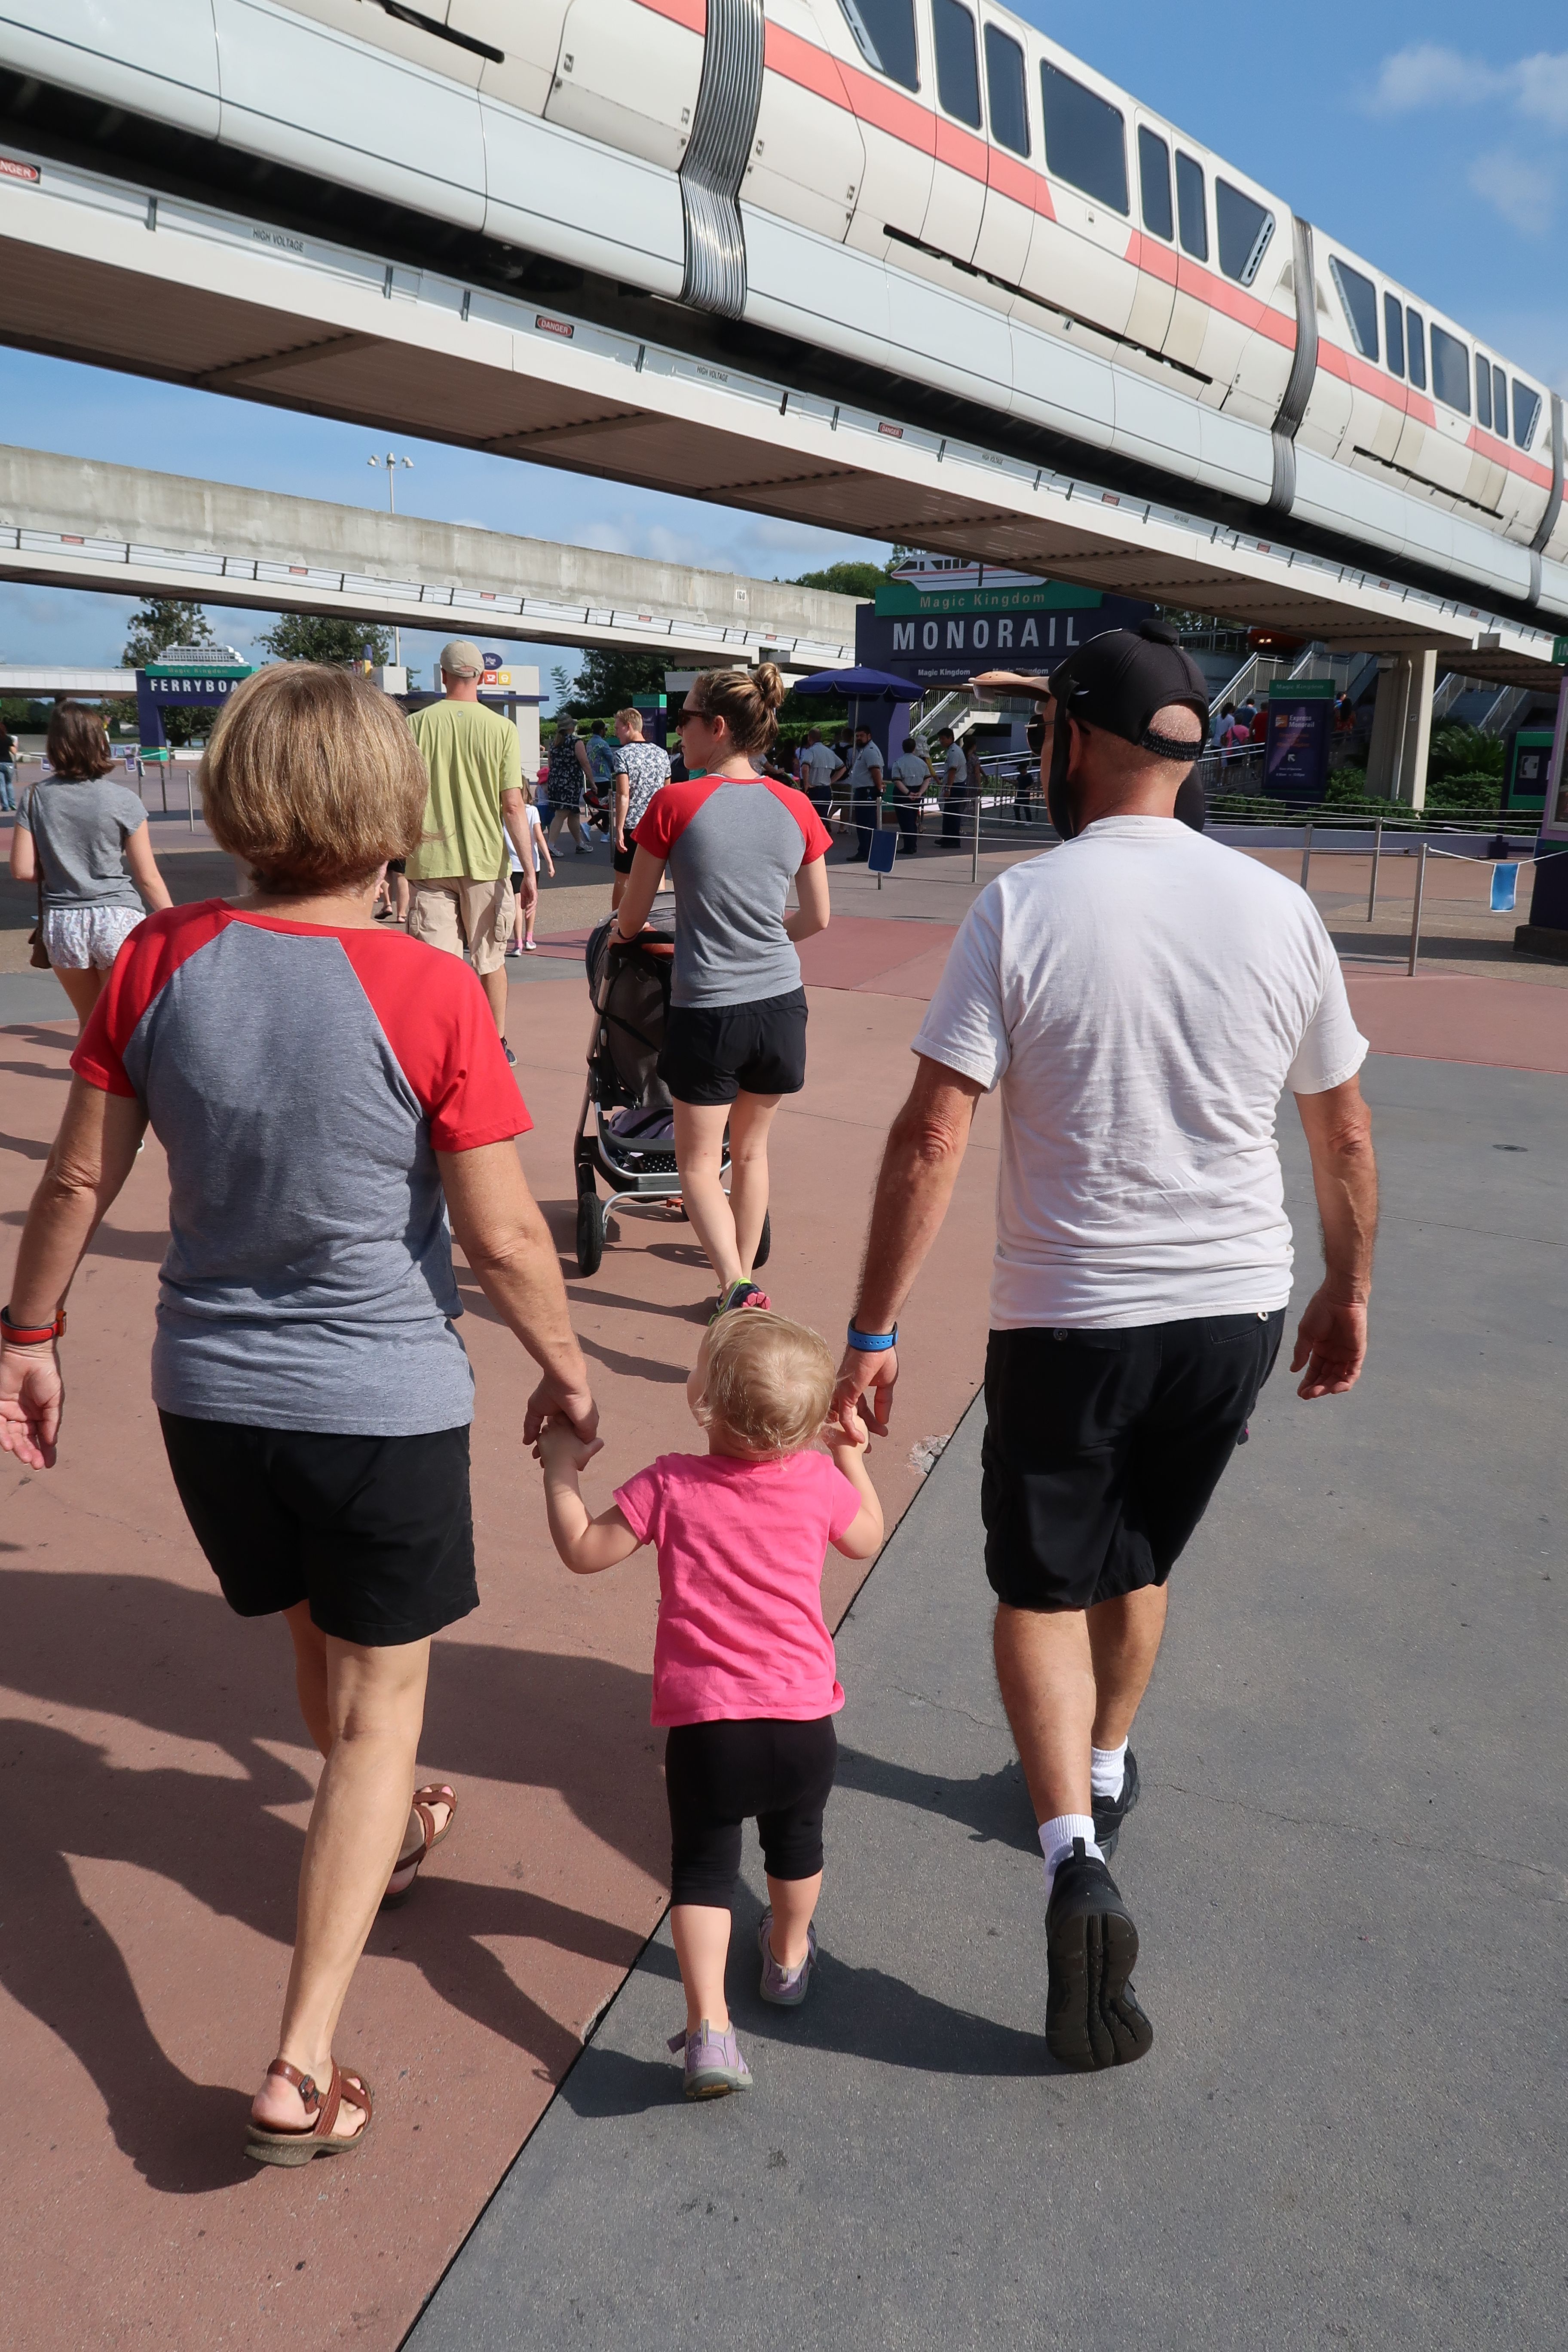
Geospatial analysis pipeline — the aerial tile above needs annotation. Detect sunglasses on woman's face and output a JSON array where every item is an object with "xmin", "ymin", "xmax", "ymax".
[{"xmin": 675, "ymin": 705, "xmax": 704, "ymax": 727}]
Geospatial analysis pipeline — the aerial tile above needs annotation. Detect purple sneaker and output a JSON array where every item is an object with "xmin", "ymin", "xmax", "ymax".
[
  {"xmin": 757, "ymin": 1911, "xmax": 817, "ymax": 2007},
  {"xmin": 667, "ymin": 2020, "xmax": 753, "ymax": 2099}
]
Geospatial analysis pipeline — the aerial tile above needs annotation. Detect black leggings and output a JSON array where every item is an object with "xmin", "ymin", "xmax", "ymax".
[{"xmin": 665, "ymin": 1716, "xmax": 838, "ymax": 1906}]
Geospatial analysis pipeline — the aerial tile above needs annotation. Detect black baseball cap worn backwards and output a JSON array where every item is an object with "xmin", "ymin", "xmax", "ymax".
[{"xmin": 1045, "ymin": 619, "xmax": 1211, "ymax": 837}]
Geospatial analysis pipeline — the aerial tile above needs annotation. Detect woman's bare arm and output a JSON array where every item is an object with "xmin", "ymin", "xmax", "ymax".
[
  {"xmin": 784, "ymin": 855, "xmax": 830, "ymax": 943},
  {"xmin": 9, "ymin": 816, "xmax": 34, "ymax": 882},
  {"xmin": 437, "ymin": 1139, "xmax": 597, "ymax": 1443},
  {"xmin": 125, "ymin": 823, "xmax": 173, "ymax": 911},
  {"xmin": 0, "ymin": 1078, "xmax": 147, "ymax": 1467},
  {"xmin": 613, "ymin": 845, "xmax": 665, "ymax": 942}
]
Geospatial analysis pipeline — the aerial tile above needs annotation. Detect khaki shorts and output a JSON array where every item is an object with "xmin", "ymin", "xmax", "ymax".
[{"xmin": 406, "ymin": 876, "xmax": 515, "ymax": 976}]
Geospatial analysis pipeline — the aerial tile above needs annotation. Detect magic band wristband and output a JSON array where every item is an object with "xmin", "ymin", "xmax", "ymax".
[
  {"xmin": 847, "ymin": 1322, "xmax": 897, "ymax": 1353},
  {"xmin": 1, "ymin": 1304, "xmax": 65, "ymax": 1344}
]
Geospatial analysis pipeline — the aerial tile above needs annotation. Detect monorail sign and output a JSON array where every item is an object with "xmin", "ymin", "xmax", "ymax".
[{"xmin": 857, "ymin": 566, "xmax": 1153, "ymax": 689}]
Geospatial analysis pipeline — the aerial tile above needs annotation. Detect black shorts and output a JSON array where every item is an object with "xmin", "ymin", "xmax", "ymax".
[
  {"xmin": 612, "ymin": 841, "xmax": 635, "ymax": 876},
  {"xmin": 658, "ymin": 986, "xmax": 808, "ymax": 1106},
  {"xmin": 982, "ymin": 1311, "xmax": 1285, "ymax": 1613},
  {"xmin": 159, "ymin": 1412, "xmax": 478, "ymax": 1646},
  {"xmin": 665, "ymin": 1716, "xmax": 838, "ymax": 1906}
]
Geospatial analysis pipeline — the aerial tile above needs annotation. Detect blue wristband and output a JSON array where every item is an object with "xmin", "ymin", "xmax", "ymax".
[{"xmin": 847, "ymin": 1321, "xmax": 897, "ymax": 1353}]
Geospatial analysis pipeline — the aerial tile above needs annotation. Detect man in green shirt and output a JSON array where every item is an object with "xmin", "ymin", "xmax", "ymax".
[{"xmin": 406, "ymin": 638, "xmax": 534, "ymax": 1054}]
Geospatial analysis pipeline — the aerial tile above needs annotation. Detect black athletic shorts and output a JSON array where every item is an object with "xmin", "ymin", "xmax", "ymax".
[
  {"xmin": 665, "ymin": 1715, "xmax": 838, "ymax": 1905},
  {"xmin": 612, "ymin": 841, "xmax": 636, "ymax": 875},
  {"xmin": 658, "ymin": 986, "xmax": 808, "ymax": 1106},
  {"xmin": 159, "ymin": 1411, "xmax": 479, "ymax": 1646},
  {"xmin": 982, "ymin": 1311, "xmax": 1285, "ymax": 1613}
]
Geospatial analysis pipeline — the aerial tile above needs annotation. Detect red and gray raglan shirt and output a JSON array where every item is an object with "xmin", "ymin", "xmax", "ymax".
[
  {"xmin": 633, "ymin": 775, "xmax": 832, "ymax": 1008},
  {"xmin": 71, "ymin": 901, "xmax": 531, "ymax": 1438}
]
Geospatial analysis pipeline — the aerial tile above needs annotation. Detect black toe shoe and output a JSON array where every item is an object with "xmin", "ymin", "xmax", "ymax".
[
  {"xmin": 1091, "ymin": 1747, "xmax": 1140, "ymax": 1859},
  {"xmin": 1045, "ymin": 1838, "xmax": 1153, "ymax": 2072}
]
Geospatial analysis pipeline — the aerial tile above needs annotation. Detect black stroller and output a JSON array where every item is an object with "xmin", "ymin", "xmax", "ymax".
[{"xmin": 572, "ymin": 918, "xmax": 772, "ymax": 1277}]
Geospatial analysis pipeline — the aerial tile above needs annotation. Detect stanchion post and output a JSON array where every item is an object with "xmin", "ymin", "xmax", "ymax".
[
  {"xmin": 186, "ymin": 761, "xmax": 195, "ymax": 832},
  {"xmin": 971, "ymin": 787, "xmax": 980, "ymax": 884},
  {"xmin": 1367, "ymin": 818, "xmax": 1382, "ymax": 920},
  {"xmin": 1407, "ymin": 839, "xmax": 1427, "ymax": 976},
  {"xmin": 1300, "ymin": 818, "xmax": 1313, "ymax": 891}
]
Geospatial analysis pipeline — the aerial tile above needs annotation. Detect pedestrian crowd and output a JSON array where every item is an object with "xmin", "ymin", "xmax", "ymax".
[{"xmin": 0, "ymin": 621, "xmax": 1375, "ymax": 2147}]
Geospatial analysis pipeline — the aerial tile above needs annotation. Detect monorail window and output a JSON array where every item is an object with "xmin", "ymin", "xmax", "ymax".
[
  {"xmin": 932, "ymin": 0, "xmax": 980, "ymax": 128},
  {"xmin": 1176, "ymin": 152, "xmax": 1207, "ymax": 260},
  {"xmin": 1493, "ymin": 365, "xmax": 1507, "ymax": 435},
  {"xmin": 1430, "ymin": 324, "xmax": 1470, "ymax": 415},
  {"xmin": 1138, "ymin": 127, "xmax": 1172, "ymax": 240},
  {"xmin": 1040, "ymin": 60, "xmax": 1128, "ymax": 214},
  {"xmin": 836, "ymin": 0, "xmax": 919, "ymax": 91},
  {"xmin": 1406, "ymin": 308, "xmax": 1426, "ymax": 391},
  {"xmin": 1329, "ymin": 257, "xmax": 1378, "ymax": 361},
  {"xmin": 1215, "ymin": 182, "xmax": 1273, "ymax": 285},
  {"xmin": 1513, "ymin": 381, "xmax": 1542, "ymax": 451},
  {"xmin": 1383, "ymin": 293, "xmax": 1404, "ymax": 378},
  {"xmin": 1475, "ymin": 353, "xmax": 1492, "ymax": 430},
  {"xmin": 983, "ymin": 25, "xmax": 1029, "ymax": 156}
]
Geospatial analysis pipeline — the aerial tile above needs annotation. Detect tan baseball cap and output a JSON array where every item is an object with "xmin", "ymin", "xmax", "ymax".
[{"xmin": 438, "ymin": 638, "xmax": 485, "ymax": 677}]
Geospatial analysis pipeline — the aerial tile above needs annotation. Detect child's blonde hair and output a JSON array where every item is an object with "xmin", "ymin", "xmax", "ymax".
[{"xmin": 696, "ymin": 1309, "xmax": 835, "ymax": 1456}]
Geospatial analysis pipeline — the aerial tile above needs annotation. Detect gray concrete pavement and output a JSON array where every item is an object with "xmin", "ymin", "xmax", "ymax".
[{"xmin": 406, "ymin": 1050, "xmax": 1564, "ymax": 2351}]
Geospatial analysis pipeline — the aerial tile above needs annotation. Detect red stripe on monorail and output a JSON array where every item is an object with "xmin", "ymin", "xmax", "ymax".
[{"xmin": 635, "ymin": 0, "xmax": 705, "ymax": 31}]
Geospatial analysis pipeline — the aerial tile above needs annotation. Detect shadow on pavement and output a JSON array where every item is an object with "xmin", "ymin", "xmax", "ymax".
[{"xmin": 3, "ymin": 1568, "xmax": 665, "ymax": 2195}]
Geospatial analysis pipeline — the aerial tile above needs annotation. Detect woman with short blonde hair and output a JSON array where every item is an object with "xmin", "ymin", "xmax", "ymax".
[
  {"xmin": 0, "ymin": 662, "xmax": 597, "ymax": 2166},
  {"xmin": 10, "ymin": 698, "xmax": 172, "ymax": 1031}
]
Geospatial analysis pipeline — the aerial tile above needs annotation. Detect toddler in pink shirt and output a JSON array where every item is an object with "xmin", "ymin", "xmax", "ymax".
[{"xmin": 537, "ymin": 1308, "xmax": 882, "ymax": 2099}]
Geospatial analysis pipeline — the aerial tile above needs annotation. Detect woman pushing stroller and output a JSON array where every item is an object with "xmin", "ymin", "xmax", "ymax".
[{"xmin": 612, "ymin": 665, "xmax": 831, "ymax": 1316}]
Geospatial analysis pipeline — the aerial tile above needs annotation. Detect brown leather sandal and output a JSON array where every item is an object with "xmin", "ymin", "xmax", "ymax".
[
  {"xmin": 381, "ymin": 1782, "xmax": 458, "ymax": 1909},
  {"xmin": 245, "ymin": 2058, "xmax": 373, "ymax": 2168}
]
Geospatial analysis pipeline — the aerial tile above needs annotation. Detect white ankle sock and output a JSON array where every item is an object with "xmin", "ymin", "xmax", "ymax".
[
  {"xmin": 1039, "ymin": 1813, "xmax": 1101, "ymax": 1904},
  {"xmin": 1090, "ymin": 1740, "xmax": 1128, "ymax": 1803}
]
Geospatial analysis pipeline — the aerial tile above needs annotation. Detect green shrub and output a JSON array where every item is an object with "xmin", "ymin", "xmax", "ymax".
[
  {"xmin": 1425, "ymin": 771, "xmax": 1502, "ymax": 812},
  {"xmin": 1428, "ymin": 724, "xmax": 1504, "ymax": 783}
]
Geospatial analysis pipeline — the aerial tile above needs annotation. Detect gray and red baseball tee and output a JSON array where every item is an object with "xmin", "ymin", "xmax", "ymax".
[
  {"xmin": 632, "ymin": 775, "xmax": 831, "ymax": 1008},
  {"xmin": 72, "ymin": 900, "xmax": 530, "ymax": 1437}
]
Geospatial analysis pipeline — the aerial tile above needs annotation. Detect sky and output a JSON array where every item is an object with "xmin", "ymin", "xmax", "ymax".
[{"xmin": 0, "ymin": 2, "xmax": 1563, "ymax": 700}]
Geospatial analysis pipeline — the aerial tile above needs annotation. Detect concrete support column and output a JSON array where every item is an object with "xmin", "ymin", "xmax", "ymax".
[
  {"xmin": 1400, "ymin": 647, "xmax": 1437, "ymax": 809},
  {"xmin": 1365, "ymin": 649, "xmax": 1438, "ymax": 804}
]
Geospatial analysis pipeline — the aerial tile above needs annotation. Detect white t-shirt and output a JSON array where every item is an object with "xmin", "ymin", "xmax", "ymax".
[
  {"xmin": 912, "ymin": 818, "xmax": 1368, "ymax": 1329},
  {"xmin": 509, "ymin": 800, "xmax": 547, "ymax": 875},
  {"xmin": 798, "ymin": 741, "xmax": 837, "ymax": 791}
]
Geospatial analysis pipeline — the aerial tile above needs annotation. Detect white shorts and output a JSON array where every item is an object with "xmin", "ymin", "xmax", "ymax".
[{"xmin": 42, "ymin": 904, "xmax": 144, "ymax": 970}]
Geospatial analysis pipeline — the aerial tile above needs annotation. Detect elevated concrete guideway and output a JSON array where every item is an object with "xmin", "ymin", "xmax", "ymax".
[
  {"xmin": 0, "ymin": 446, "xmax": 859, "ymax": 671},
  {"xmin": 0, "ymin": 144, "xmax": 1561, "ymax": 692}
]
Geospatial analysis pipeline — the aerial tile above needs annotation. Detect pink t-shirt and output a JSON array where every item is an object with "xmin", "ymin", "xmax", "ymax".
[{"xmin": 613, "ymin": 1449, "xmax": 862, "ymax": 1727}]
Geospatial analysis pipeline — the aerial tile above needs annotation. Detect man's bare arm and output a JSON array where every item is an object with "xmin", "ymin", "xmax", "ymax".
[
  {"xmin": 833, "ymin": 1056, "xmax": 984, "ymax": 1434},
  {"xmin": 1291, "ymin": 1073, "xmax": 1377, "ymax": 1399}
]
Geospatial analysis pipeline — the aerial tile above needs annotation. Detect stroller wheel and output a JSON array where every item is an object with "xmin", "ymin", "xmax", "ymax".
[
  {"xmin": 753, "ymin": 1208, "xmax": 772, "ymax": 1271},
  {"xmin": 576, "ymin": 1187, "xmax": 606, "ymax": 1277}
]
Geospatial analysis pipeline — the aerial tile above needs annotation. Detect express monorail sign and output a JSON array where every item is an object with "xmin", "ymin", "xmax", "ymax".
[{"xmin": 858, "ymin": 573, "xmax": 1153, "ymax": 687}]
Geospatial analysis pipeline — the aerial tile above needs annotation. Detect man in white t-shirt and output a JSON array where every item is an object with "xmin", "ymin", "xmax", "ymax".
[
  {"xmin": 843, "ymin": 728, "xmax": 885, "ymax": 862},
  {"xmin": 834, "ymin": 621, "xmax": 1378, "ymax": 2074},
  {"xmin": 796, "ymin": 728, "xmax": 839, "ymax": 823}
]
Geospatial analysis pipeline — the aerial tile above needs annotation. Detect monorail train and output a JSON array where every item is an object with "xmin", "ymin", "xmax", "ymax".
[{"xmin": 3, "ymin": 0, "xmax": 1564, "ymax": 624}]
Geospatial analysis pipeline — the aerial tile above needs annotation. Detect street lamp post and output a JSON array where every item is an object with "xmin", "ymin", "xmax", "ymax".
[{"xmin": 368, "ymin": 450, "xmax": 413, "ymax": 668}]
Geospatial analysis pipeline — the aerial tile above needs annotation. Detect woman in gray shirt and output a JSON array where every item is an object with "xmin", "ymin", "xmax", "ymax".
[{"xmin": 11, "ymin": 700, "xmax": 170, "ymax": 1031}]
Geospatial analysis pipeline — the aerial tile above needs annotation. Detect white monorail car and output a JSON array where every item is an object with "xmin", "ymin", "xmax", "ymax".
[{"xmin": 3, "ymin": 0, "xmax": 1563, "ymax": 621}]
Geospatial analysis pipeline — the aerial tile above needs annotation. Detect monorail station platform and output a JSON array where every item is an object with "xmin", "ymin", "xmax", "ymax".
[{"xmin": 0, "ymin": 857, "xmax": 1562, "ymax": 2350}]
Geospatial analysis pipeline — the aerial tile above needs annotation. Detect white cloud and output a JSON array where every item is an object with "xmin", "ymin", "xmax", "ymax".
[
  {"xmin": 1364, "ymin": 43, "xmax": 1568, "ymax": 131},
  {"xmin": 1468, "ymin": 150, "xmax": 1555, "ymax": 236},
  {"xmin": 1516, "ymin": 52, "xmax": 1568, "ymax": 134},
  {"xmin": 1363, "ymin": 44, "xmax": 1507, "ymax": 114}
]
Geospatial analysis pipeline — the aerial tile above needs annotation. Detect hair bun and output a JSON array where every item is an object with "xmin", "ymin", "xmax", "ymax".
[{"xmin": 750, "ymin": 661, "xmax": 785, "ymax": 711}]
